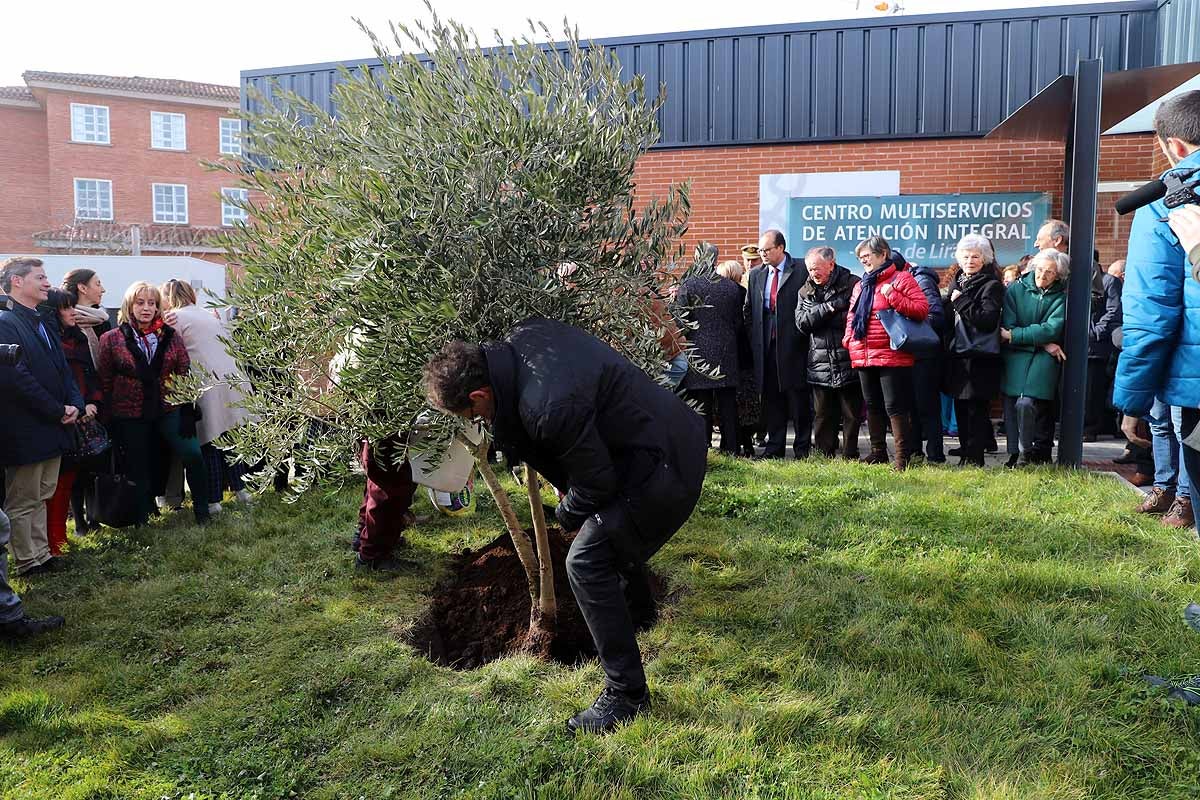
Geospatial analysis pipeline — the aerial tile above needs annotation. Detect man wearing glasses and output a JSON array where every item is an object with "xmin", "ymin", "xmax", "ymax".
[{"xmin": 744, "ymin": 230, "xmax": 812, "ymax": 458}]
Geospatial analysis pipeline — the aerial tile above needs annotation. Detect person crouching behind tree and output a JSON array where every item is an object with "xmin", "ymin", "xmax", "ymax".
[
  {"xmin": 999, "ymin": 249, "xmax": 1068, "ymax": 467},
  {"xmin": 97, "ymin": 282, "xmax": 210, "ymax": 526},
  {"xmin": 43, "ymin": 289, "xmax": 102, "ymax": 556},
  {"xmin": 423, "ymin": 317, "xmax": 707, "ymax": 734},
  {"xmin": 843, "ymin": 237, "xmax": 929, "ymax": 470},
  {"xmin": 796, "ymin": 247, "xmax": 862, "ymax": 459}
]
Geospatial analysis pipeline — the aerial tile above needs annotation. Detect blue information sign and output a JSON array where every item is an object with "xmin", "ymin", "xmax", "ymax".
[{"xmin": 787, "ymin": 192, "xmax": 1052, "ymax": 270}]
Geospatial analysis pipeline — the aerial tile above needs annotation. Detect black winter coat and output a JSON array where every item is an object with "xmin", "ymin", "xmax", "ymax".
[
  {"xmin": 679, "ymin": 274, "xmax": 742, "ymax": 390},
  {"xmin": 0, "ymin": 298, "xmax": 86, "ymax": 467},
  {"xmin": 796, "ymin": 264, "xmax": 859, "ymax": 388},
  {"xmin": 943, "ymin": 268, "xmax": 1005, "ymax": 401},
  {"xmin": 483, "ymin": 318, "xmax": 708, "ymax": 565},
  {"xmin": 1088, "ymin": 268, "xmax": 1122, "ymax": 360},
  {"xmin": 744, "ymin": 253, "xmax": 810, "ymax": 393}
]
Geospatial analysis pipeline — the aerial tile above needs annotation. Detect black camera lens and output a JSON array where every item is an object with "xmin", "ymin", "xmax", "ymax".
[{"xmin": 0, "ymin": 343, "xmax": 22, "ymax": 366}]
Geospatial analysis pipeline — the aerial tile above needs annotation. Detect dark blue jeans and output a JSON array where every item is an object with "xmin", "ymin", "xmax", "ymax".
[
  {"xmin": 911, "ymin": 358, "xmax": 945, "ymax": 462},
  {"xmin": 1181, "ymin": 408, "xmax": 1200, "ymax": 535}
]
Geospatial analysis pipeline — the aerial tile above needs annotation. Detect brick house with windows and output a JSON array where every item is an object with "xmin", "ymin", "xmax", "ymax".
[{"xmin": 0, "ymin": 71, "xmax": 248, "ymax": 266}]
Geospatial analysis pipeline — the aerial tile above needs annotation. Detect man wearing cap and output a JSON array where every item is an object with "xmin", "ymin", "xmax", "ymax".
[{"xmin": 741, "ymin": 245, "xmax": 763, "ymax": 273}]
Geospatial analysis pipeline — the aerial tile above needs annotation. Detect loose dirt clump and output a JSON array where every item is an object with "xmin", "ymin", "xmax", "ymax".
[{"xmin": 407, "ymin": 528, "xmax": 667, "ymax": 669}]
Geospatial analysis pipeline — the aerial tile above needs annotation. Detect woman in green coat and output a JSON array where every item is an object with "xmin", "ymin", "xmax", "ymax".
[{"xmin": 1000, "ymin": 249, "xmax": 1069, "ymax": 467}]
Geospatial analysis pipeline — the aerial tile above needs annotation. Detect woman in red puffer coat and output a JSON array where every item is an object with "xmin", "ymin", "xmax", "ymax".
[{"xmin": 843, "ymin": 236, "xmax": 929, "ymax": 469}]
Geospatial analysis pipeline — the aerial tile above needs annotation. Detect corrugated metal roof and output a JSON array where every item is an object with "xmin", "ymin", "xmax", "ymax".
[
  {"xmin": 1158, "ymin": 0, "xmax": 1200, "ymax": 65},
  {"xmin": 241, "ymin": 1, "xmax": 1162, "ymax": 146}
]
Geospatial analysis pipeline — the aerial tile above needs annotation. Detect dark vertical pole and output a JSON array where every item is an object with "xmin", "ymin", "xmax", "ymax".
[{"xmin": 1058, "ymin": 57, "xmax": 1102, "ymax": 469}]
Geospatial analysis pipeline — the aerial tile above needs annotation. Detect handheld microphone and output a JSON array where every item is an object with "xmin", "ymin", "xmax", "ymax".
[{"xmin": 1115, "ymin": 179, "xmax": 1166, "ymax": 215}]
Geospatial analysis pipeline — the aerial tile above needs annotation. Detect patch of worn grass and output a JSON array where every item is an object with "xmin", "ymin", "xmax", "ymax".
[{"xmin": 2, "ymin": 457, "xmax": 1200, "ymax": 799}]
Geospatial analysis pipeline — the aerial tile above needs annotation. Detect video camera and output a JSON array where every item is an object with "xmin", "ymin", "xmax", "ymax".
[
  {"xmin": 0, "ymin": 343, "xmax": 20, "ymax": 366},
  {"xmin": 1115, "ymin": 167, "xmax": 1200, "ymax": 217}
]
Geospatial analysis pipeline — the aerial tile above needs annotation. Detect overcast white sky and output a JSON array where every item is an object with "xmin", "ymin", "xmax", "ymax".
[{"xmin": 3, "ymin": 0, "xmax": 1124, "ymax": 88}]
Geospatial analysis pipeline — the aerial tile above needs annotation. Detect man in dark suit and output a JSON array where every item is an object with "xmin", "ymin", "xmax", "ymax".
[{"xmin": 744, "ymin": 230, "xmax": 812, "ymax": 458}]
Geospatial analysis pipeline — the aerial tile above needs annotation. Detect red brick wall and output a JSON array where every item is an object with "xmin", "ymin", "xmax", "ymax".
[
  {"xmin": 0, "ymin": 105, "xmax": 50, "ymax": 253},
  {"xmin": 633, "ymin": 133, "xmax": 1159, "ymax": 267},
  {"xmin": 39, "ymin": 91, "xmax": 239, "ymax": 232}
]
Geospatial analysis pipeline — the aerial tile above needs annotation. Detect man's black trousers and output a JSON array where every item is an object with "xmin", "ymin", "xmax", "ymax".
[{"xmin": 762, "ymin": 340, "xmax": 812, "ymax": 458}]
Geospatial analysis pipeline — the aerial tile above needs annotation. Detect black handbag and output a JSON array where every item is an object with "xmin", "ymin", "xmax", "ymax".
[
  {"xmin": 952, "ymin": 314, "xmax": 1001, "ymax": 357},
  {"xmin": 68, "ymin": 418, "xmax": 111, "ymax": 460},
  {"xmin": 93, "ymin": 451, "xmax": 142, "ymax": 529},
  {"xmin": 876, "ymin": 309, "xmax": 941, "ymax": 357}
]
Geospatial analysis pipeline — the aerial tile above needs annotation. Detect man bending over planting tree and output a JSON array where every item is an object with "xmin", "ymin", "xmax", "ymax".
[{"xmin": 423, "ymin": 317, "xmax": 708, "ymax": 734}]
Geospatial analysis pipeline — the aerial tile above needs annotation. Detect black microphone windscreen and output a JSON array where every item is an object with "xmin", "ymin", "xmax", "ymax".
[{"xmin": 1115, "ymin": 179, "xmax": 1166, "ymax": 215}]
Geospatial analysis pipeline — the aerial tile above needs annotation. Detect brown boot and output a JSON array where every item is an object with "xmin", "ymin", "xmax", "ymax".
[
  {"xmin": 888, "ymin": 413, "xmax": 912, "ymax": 471},
  {"xmin": 1137, "ymin": 487, "xmax": 1175, "ymax": 515},
  {"xmin": 860, "ymin": 411, "xmax": 889, "ymax": 464},
  {"xmin": 1162, "ymin": 496, "xmax": 1195, "ymax": 529}
]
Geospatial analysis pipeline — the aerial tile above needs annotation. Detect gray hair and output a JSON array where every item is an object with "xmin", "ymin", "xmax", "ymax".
[
  {"xmin": 1041, "ymin": 219, "xmax": 1070, "ymax": 248},
  {"xmin": 1031, "ymin": 248, "xmax": 1070, "ymax": 280},
  {"xmin": 806, "ymin": 246, "xmax": 836, "ymax": 265},
  {"xmin": 0, "ymin": 256, "xmax": 43, "ymax": 293},
  {"xmin": 955, "ymin": 234, "xmax": 995, "ymax": 265}
]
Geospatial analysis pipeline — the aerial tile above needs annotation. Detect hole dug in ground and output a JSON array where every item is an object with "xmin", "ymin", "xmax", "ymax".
[{"xmin": 407, "ymin": 528, "xmax": 670, "ymax": 670}]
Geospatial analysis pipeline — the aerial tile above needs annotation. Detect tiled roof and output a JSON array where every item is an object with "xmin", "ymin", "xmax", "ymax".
[
  {"xmin": 0, "ymin": 86, "xmax": 36, "ymax": 103},
  {"xmin": 33, "ymin": 222, "xmax": 227, "ymax": 252},
  {"xmin": 22, "ymin": 71, "xmax": 238, "ymax": 103}
]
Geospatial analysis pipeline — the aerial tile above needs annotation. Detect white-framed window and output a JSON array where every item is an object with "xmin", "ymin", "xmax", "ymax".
[
  {"xmin": 221, "ymin": 188, "xmax": 249, "ymax": 226},
  {"xmin": 152, "ymin": 183, "xmax": 188, "ymax": 224},
  {"xmin": 73, "ymin": 178, "xmax": 113, "ymax": 220},
  {"xmin": 150, "ymin": 111, "xmax": 187, "ymax": 150},
  {"xmin": 219, "ymin": 117, "xmax": 242, "ymax": 155},
  {"xmin": 70, "ymin": 103, "xmax": 110, "ymax": 144}
]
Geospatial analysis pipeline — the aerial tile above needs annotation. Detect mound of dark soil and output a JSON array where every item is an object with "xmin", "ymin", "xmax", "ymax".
[{"xmin": 407, "ymin": 528, "xmax": 666, "ymax": 670}]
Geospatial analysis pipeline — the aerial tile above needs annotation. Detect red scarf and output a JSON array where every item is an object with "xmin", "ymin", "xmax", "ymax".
[{"xmin": 134, "ymin": 317, "xmax": 166, "ymax": 361}]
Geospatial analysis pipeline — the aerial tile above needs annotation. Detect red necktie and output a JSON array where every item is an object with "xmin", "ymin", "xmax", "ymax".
[{"xmin": 769, "ymin": 266, "xmax": 779, "ymax": 312}]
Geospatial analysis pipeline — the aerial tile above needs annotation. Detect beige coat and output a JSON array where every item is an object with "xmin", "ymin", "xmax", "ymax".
[{"xmin": 170, "ymin": 304, "xmax": 250, "ymax": 445}]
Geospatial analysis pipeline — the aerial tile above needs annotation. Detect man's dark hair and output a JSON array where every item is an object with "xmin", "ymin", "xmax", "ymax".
[
  {"xmin": 763, "ymin": 229, "xmax": 785, "ymax": 249},
  {"xmin": 0, "ymin": 256, "xmax": 43, "ymax": 293},
  {"xmin": 423, "ymin": 340, "xmax": 489, "ymax": 413},
  {"xmin": 1154, "ymin": 90, "xmax": 1200, "ymax": 146}
]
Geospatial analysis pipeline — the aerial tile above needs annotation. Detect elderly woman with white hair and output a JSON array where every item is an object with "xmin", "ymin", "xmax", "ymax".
[
  {"xmin": 943, "ymin": 233, "xmax": 1006, "ymax": 467},
  {"xmin": 999, "ymin": 249, "xmax": 1069, "ymax": 467}
]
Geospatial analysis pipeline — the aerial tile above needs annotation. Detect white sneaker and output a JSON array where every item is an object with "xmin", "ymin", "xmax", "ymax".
[
  {"xmin": 235, "ymin": 489, "xmax": 253, "ymax": 504},
  {"xmin": 208, "ymin": 502, "xmax": 223, "ymax": 515}
]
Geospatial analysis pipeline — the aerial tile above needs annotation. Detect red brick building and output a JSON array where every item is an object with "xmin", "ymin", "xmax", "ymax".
[{"xmin": 0, "ymin": 71, "xmax": 245, "ymax": 263}]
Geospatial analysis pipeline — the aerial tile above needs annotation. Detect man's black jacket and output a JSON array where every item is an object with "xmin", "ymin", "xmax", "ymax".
[
  {"xmin": 0, "ymin": 296, "xmax": 85, "ymax": 467},
  {"xmin": 483, "ymin": 317, "xmax": 707, "ymax": 564}
]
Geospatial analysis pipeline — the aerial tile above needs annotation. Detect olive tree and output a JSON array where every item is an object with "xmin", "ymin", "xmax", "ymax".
[{"xmin": 213, "ymin": 9, "xmax": 703, "ymax": 651}]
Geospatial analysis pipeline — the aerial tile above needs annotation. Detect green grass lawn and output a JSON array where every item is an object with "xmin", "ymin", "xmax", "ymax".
[{"xmin": 3, "ymin": 456, "xmax": 1200, "ymax": 799}]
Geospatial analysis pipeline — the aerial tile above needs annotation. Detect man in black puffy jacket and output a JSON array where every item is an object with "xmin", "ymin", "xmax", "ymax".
[
  {"xmin": 796, "ymin": 247, "xmax": 862, "ymax": 458},
  {"xmin": 423, "ymin": 317, "xmax": 707, "ymax": 734}
]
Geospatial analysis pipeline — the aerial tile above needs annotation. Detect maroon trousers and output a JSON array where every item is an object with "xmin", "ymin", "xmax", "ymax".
[{"xmin": 357, "ymin": 439, "xmax": 417, "ymax": 560}]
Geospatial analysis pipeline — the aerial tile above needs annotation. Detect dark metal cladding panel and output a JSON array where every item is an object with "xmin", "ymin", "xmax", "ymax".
[
  {"xmin": 734, "ymin": 36, "xmax": 759, "ymax": 141},
  {"xmin": 241, "ymin": 2, "xmax": 1164, "ymax": 146},
  {"xmin": 787, "ymin": 33, "xmax": 813, "ymax": 139},
  {"xmin": 710, "ymin": 38, "xmax": 735, "ymax": 142},
  {"xmin": 762, "ymin": 35, "xmax": 788, "ymax": 139},
  {"xmin": 1158, "ymin": 0, "xmax": 1199, "ymax": 65},
  {"xmin": 866, "ymin": 26, "xmax": 895, "ymax": 136},
  {"xmin": 977, "ymin": 22, "xmax": 1006, "ymax": 131},
  {"xmin": 893, "ymin": 27, "xmax": 920, "ymax": 135},
  {"xmin": 686, "ymin": 39, "xmax": 709, "ymax": 142},
  {"xmin": 948, "ymin": 23, "xmax": 976, "ymax": 132},
  {"xmin": 920, "ymin": 24, "xmax": 948, "ymax": 134},
  {"xmin": 812, "ymin": 30, "xmax": 840, "ymax": 138},
  {"xmin": 1005, "ymin": 21, "xmax": 1035, "ymax": 116}
]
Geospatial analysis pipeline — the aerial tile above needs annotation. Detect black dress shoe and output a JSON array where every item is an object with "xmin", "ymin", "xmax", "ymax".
[
  {"xmin": 1004, "ymin": 453, "xmax": 1020, "ymax": 469},
  {"xmin": 948, "ymin": 446, "xmax": 963, "ymax": 457},
  {"xmin": 0, "ymin": 614, "xmax": 65, "ymax": 640},
  {"xmin": 567, "ymin": 686, "xmax": 651, "ymax": 735}
]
